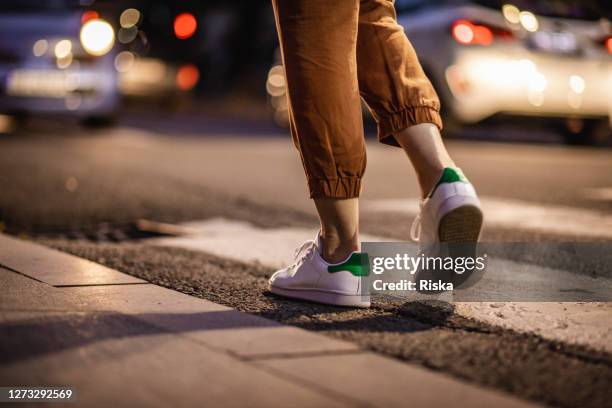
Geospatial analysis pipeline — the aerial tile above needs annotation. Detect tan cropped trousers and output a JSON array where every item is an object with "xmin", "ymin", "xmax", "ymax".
[{"xmin": 272, "ymin": 0, "xmax": 443, "ymax": 198}]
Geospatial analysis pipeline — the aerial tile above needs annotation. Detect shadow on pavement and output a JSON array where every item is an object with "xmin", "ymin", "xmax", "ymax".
[
  {"xmin": 0, "ymin": 310, "xmax": 278, "ymax": 365},
  {"xmin": 262, "ymin": 291, "xmax": 440, "ymax": 334}
]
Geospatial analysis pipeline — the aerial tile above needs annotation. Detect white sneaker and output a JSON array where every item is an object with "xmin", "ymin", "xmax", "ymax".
[
  {"xmin": 411, "ymin": 167, "xmax": 483, "ymax": 246},
  {"xmin": 268, "ymin": 233, "xmax": 371, "ymax": 308},
  {"xmin": 411, "ymin": 168, "xmax": 483, "ymax": 291}
]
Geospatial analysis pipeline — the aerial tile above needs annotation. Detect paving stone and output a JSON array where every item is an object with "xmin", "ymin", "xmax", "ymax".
[
  {"xmin": 57, "ymin": 284, "xmax": 360, "ymax": 358},
  {"xmin": 0, "ymin": 311, "xmax": 348, "ymax": 408},
  {"xmin": 0, "ymin": 234, "xmax": 145, "ymax": 286},
  {"xmin": 258, "ymin": 353, "xmax": 540, "ymax": 408},
  {"xmin": 0, "ymin": 267, "xmax": 77, "ymax": 311}
]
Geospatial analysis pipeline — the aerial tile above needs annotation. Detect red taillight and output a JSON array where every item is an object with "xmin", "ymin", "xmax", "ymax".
[
  {"xmin": 451, "ymin": 19, "xmax": 513, "ymax": 46},
  {"xmin": 176, "ymin": 64, "xmax": 199, "ymax": 90},
  {"xmin": 474, "ymin": 25, "xmax": 493, "ymax": 45},
  {"xmin": 174, "ymin": 13, "xmax": 197, "ymax": 40},
  {"xmin": 81, "ymin": 10, "xmax": 99, "ymax": 24}
]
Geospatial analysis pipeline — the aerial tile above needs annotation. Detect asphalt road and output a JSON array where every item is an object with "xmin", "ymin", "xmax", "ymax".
[
  {"xmin": 1, "ymin": 116, "xmax": 611, "ymax": 408},
  {"xmin": 1, "ymin": 116, "xmax": 611, "ymax": 239}
]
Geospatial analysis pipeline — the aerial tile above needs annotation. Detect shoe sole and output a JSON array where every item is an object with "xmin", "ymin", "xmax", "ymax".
[
  {"xmin": 437, "ymin": 204, "xmax": 484, "ymax": 289},
  {"xmin": 269, "ymin": 285, "xmax": 371, "ymax": 308},
  {"xmin": 438, "ymin": 204, "xmax": 483, "ymax": 243}
]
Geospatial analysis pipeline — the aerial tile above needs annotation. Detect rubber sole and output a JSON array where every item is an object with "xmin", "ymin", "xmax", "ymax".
[
  {"xmin": 438, "ymin": 205, "xmax": 483, "ymax": 243},
  {"xmin": 268, "ymin": 285, "xmax": 371, "ymax": 308},
  {"xmin": 434, "ymin": 204, "xmax": 484, "ymax": 290}
]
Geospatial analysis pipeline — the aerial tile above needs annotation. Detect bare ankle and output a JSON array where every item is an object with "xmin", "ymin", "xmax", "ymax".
[
  {"xmin": 319, "ymin": 233, "xmax": 360, "ymax": 264},
  {"xmin": 418, "ymin": 162, "xmax": 455, "ymax": 198}
]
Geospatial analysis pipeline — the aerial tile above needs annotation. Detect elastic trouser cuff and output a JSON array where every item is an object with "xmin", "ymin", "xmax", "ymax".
[
  {"xmin": 377, "ymin": 106, "xmax": 443, "ymax": 147},
  {"xmin": 309, "ymin": 176, "xmax": 362, "ymax": 199}
]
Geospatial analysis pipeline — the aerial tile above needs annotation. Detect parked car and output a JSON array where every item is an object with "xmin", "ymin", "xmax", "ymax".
[
  {"xmin": 0, "ymin": 0, "xmax": 119, "ymax": 127},
  {"xmin": 267, "ymin": 0, "xmax": 611, "ymax": 144}
]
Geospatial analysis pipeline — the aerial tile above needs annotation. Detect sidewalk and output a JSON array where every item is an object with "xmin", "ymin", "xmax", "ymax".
[{"xmin": 0, "ymin": 233, "xmax": 537, "ymax": 408}]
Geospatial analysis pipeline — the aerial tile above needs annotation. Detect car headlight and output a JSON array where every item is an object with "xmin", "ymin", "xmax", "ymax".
[{"xmin": 80, "ymin": 19, "xmax": 115, "ymax": 56}]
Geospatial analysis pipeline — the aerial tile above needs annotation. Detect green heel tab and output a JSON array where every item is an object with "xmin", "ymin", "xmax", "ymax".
[
  {"xmin": 429, "ymin": 168, "xmax": 468, "ymax": 197},
  {"xmin": 327, "ymin": 253, "xmax": 370, "ymax": 277}
]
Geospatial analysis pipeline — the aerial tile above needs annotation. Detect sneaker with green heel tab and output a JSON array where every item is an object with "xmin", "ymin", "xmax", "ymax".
[
  {"xmin": 411, "ymin": 167, "xmax": 483, "ymax": 291},
  {"xmin": 268, "ymin": 232, "xmax": 370, "ymax": 308},
  {"xmin": 411, "ymin": 167, "xmax": 483, "ymax": 246}
]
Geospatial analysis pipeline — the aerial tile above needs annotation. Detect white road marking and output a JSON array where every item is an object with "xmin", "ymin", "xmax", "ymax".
[
  {"xmin": 146, "ymin": 217, "xmax": 612, "ymax": 353},
  {"xmin": 362, "ymin": 196, "xmax": 612, "ymax": 239},
  {"xmin": 454, "ymin": 301, "xmax": 612, "ymax": 352},
  {"xmin": 149, "ymin": 217, "xmax": 385, "ymax": 270}
]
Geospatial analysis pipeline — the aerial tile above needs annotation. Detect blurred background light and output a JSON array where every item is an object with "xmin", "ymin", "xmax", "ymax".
[
  {"xmin": 176, "ymin": 64, "xmax": 199, "ymax": 90},
  {"xmin": 120, "ymin": 8, "xmax": 141, "ymax": 29},
  {"xmin": 80, "ymin": 19, "xmax": 115, "ymax": 56},
  {"xmin": 501, "ymin": 4, "xmax": 520, "ymax": 24},
  {"xmin": 518, "ymin": 58, "xmax": 536, "ymax": 73},
  {"xmin": 519, "ymin": 11, "xmax": 539, "ymax": 32},
  {"xmin": 118, "ymin": 26, "xmax": 138, "ymax": 44},
  {"xmin": 569, "ymin": 75, "xmax": 585, "ymax": 94},
  {"xmin": 56, "ymin": 53, "xmax": 73, "ymax": 69},
  {"xmin": 474, "ymin": 25, "xmax": 493, "ymax": 45},
  {"xmin": 114, "ymin": 51, "xmax": 135, "ymax": 72},
  {"xmin": 267, "ymin": 66, "xmax": 285, "ymax": 88},
  {"xmin": 54, "ymin": 39, "xmax": 72, "ymax": 59},
  {"xmin": 266, "ymin": 65, "xmax": 286, "ymax": 97},
  {"xmin": 528, "ymin": 71, "xmax": 547, "ymax": 92},
  {"xmin": 81, "ymin": 10, "xmax": 99, "ymax": 24},
  {"xmin": 452, "ymin": 20, "xmax": 493, "ymax": 46},
  {"xmin": 32, "ymin": 39, "xmax": 48, "ymax": 57},
  {"xmin": 453, "ymin": 21, "xmax": 474, "ymax": 44},
  {"xmin": 174, "ymin": 13, "xmax": 197, "ymax": 40}
]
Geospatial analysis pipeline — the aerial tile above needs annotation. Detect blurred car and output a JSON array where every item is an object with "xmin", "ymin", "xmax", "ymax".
[
  {"xmin": 0, "ymin": 0, "xmax": 119, "ymax": 126},
  {"xmin": 267, "ymin": 0, "xmax": 612, "ymax": 144}
]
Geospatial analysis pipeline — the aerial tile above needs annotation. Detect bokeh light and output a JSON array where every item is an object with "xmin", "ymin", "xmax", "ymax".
[
  {"xmin": 54, "ymin": 39, "xmax": 72, "ymax": 59},
  {"xmin": 453, "ymin": 22, "xmax": 474, "ymax": 44},
  {"xmin": 81, "ymin": 10, "xmax": 99, "ymax": 24},
  {"xmin": 56, "ymin": 53, "xmax": 73, "ymax": 69},
  {"xmin": 80, "ymin": 19, "xmax": 115, "ymax": 56},
  {"xmin": 176, "ymin": 64, "xmax": 199, "ymax": 90},
  {"xmin": 118, "ymin": 26, "xmax": 138, "ymax": 44},
  {"xmin": 174, "ymin": 13, "xmax": 197, "ymax": 40},
  {"xmin": 519, "ymin": 11, "xmax": 539, "ymax": 32},
  {"xmin": 569, "ymin": 75, "xmax": 585, "ymax": 94},
  {"xmin": 114, "ymin": 51, "xmax": 135, "ymax": 72},
  {"xmin": 528, "ymin": 71, "xmax": 547, "ymax": 92},
  {"xmin": 120, "ymin": 8, "xmax": 141, "ymax": 28},
  {"xmin": 32, "ymin": 39, "xmax": 48, "ymax": 57},
  {"xmin": 502, "ymin": 4, "xmax": 521, "ymax": 24}
]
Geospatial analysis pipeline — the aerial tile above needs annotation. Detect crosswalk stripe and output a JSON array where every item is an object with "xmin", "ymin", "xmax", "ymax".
[
  {"xmin": 145, "ymin": 217, "xmax": 612, "ymax": 354},
  {"xmin": 362, "ymin": 196, "xmax": 612, "ymax": 239}
]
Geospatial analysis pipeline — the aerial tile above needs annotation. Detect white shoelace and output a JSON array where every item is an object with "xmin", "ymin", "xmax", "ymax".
[
  {"xmin": 410, "ymin": 214, "xmax": 421, "ymax": 242},
  {"xmin": 293, "ymin": 239, "xmax": 316, "ymax": 265},
  {"xmin": 410, "ymin": 200, "xmax": 426, "ymax": 242}
]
